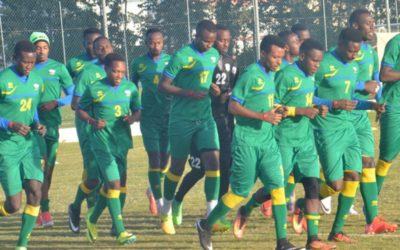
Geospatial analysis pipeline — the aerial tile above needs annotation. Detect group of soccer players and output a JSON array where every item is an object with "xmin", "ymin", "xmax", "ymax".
[{"xmin": 1, "ymin": 7, "xmax": 400, "ymax": 250}]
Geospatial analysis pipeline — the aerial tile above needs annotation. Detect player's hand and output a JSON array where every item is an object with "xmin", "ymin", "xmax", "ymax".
[
  {"xmin": 89, "ymin": 119, "xmax": 106, "ymax": 130},
  {"xmin": 8, "ymin": 121, "xmax": 31, "ymax": 136},
  {"xmin": 364, "ymin": 80, "xmax": 379, "ymax": 96},
  {"xmin": 372, "ymin": 102, "xmax": 386, "ymax": 114},
  {"xmin": 123, "ymin": 113, "xmax": 140, "ymax": 124},
  {"xmin": 220, "ymin": 91, "xmax": 230, "ymax": 104},
  {"xmin": 35, "ymin": 123, "xmax": 47, "ymax": 136},
  {"xmin": 40, "ymin": 100, "xmax": 58, "ymax": 112},
  {"xmin": 332, "ymin": 100, "xmax": 358, "ymax": 111},
  {"xmin": 318, "ymin": 105, "xmax": 329, "ymax": 117},
  {"xmin": 184, "ymin": 90, "xmax": 207, "ymax": 100},
  {"xmin": 297, "ymin": 107, "xmax": 319, "ymax": 119},
  {"xmin": 261, "ymin": 108, "xmax": 282, "ymax": 125},
  {"xmin": 210, "ymin": 83, "xmax": 221, "ymax": 97}
]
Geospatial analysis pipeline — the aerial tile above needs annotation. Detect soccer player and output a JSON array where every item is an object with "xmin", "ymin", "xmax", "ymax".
[
  {"xmin": 312, "ymin": 28, "xmax": 384, "ymax": 243},
  {"xmin": 196, "ymin": 35, "xmax": 300, "ymax": 250},
  {"xmin": 231, "ymin": 39, "xmax": 335, "ymax": 250},
  {"xmin": 172, "ymin": 24, "xmax": 238, "ymax": 227},
  {"xmin": 349, "ymin": 9, "xmax": 397, "ymax": 234},
  {"xmin": 29, "ymin": 32, "xmax": 74, "ymax": 227},
  {"xmin": 291, "ymin": 23, "xmax": 311, "ymax": 45},
  {"xmin": 66, "ymin": 28, "xmax": 102, "ymax": 79},
  {"xmin": 377, "ymin": 13, "xmax": 400, "ymax": 202},
  {"xmin": 67, "ymin": 36, "xmax": 113, "ymax": 233},
  {"xmin": 278, "ymin": 30, "xmax": 300, "ymax": 69},
  {"xmin": 77, "ymin": 53, "xmax": 140, "ymax": 245},
  {"xmin": 158, "ymin": 20, "xmax": 221, "ymax": 235},
  {"xmin": 0, "ymin": 40, "xmax": 46, "ymax": 249},
  {"xmin": 130, "ymin": 28, "xmax": 171, "ymax": 216}
]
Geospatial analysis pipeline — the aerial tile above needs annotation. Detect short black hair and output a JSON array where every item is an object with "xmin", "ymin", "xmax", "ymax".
[
  {"xmin": 93, "ymin": 36, "xmax": 110, "ymax": 49},
  {"xmin": 260, "ymin": 35, "xmax": 286, "ymax": 53},
  {"xmin": 349, "ymin": 9, "xmax": 371, "ymax": 26},
  {"xmin": 278, "ymin": 30, "xmax": 296, "ymax": 44},
  {"xmin": 83, "ymin": 28, "xmax": 102, "ymax": 38},
  {"xmin": 196, "ymin": 20, "xmax": 217, "ymax": 36},
  {"xmin": 291, "ymin": 23, "xmax": 308, "ymax": 34},
  {"xmin": 300, "ymin": 39, "xmax": 324, "ymax": 54},
  {"xmin": 338, "ymin": 28, "xmax": 363, "ymax": 45},
  {"xmin": 14, "ymin": 40, "xmax": 35, "ymax": 60},
  {"xmin": 216, "ymin": 24, "xmax": 229, "ymax": 32},
  {"xmin": 145, "ymin": 27, "xmax": 163, "ymax": 40},
  {"xmin": 104, "ymin": 53, "xmax": 125, "ymax": 68}
]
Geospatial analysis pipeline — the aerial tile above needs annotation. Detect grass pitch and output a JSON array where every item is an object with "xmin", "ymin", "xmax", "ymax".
[{"xmin": 1, "ymin": 120, "xmax": 400, "ymax": 249}]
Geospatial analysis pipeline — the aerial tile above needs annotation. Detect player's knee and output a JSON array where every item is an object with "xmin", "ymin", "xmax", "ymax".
[
  {"xmin": 7, "ymin": 200, "xmax": 21, "ymax": 214},
  {"xmin": 329, "ymin": 181, "xmax": 343, "ymax": 192},
  {"xmin": 200, "ymin": 150, "xmax": 220, "ymax": 170},
  {"xmin": 302, "ymin": 177, "xmax": 320, "ymax": 199},
  {"xmin": 253, "ymin": 187, "xmax": 270, "ymax": 203},
  {"xmin": 344, "ymin": 171, "xmax": 360, "ymax": 181},
  {"xmin": 107, "ymin": 181, "xmax": 120, "ymax": 190},
  {"xmin": 27, "ymin": 188, "xmax": 42, "ymax": 205},
  {"xmin": 362, "ymin": 157, "xmax": 375, "ymax": 168},
  {"xmin": 85, "ymin": 179, "xmax": 99, "ymax": 190}
]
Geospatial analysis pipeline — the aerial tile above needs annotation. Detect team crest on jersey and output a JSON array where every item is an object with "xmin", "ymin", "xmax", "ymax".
[
  {"xmin": 211, "ymin": 56, "xmax": 217, "ymax": 63},
  {"xmin": 7, "ymin": 82, "xmax": 13, "ymax": 89},
  {"xmin": 251, "ymin": 78, "xmax": 265, "ymax": 91},
  {"xmin": 124, "ymin": 89, "xmax": 131, "ymax": 97},
  {"xmin": 95, "ymin": 72, "xmax": 102, "ymax": 79},
  {"xmin": 33, "ymin": 83, "xmax": 40, "ymax": 91},
  {"xmin": 48, "ymin": 69, "xmax": 56, "ymax": 75},
  {"xmin": 94, "ymin": 90, "xmax": 106, "ymax": 103},
  {"xmin": 329, "ymin": 65, "xmax": 336, "ymax": 72},
  {"xmin": 138, "ymin": 63, "xmax": 147, "ymax": 73},
  {"xmin": 353, "ymin": 67, "xmax": 358, "ymax": 74},
  {"xmin": 225, "ymin": 63, "xmax": 231, "ymax": 72}
]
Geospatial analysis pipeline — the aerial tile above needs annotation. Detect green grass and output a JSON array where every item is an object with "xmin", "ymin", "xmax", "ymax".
[{"xmin": 1, "ymin": 119, "xmax": 400, "ymax": 249}]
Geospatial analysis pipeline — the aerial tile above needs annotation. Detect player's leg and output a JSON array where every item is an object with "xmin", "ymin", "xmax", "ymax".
[
  {"xmin": 196, "ymin": 144, "xmax": 255, "ymax": 250},
  {"xmin": 377, "ymin": 110, "xmax": 400, "ymax": 194},
  {"xmin": 216, "ymin": 116, "xmax": 232, "ymax": 199},
  {"xmin": 173, "ymin": 148, "xmax": 205, "ymax": 226}
]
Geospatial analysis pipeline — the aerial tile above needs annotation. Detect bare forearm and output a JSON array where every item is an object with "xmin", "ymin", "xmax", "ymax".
[
  {"xmin": 380, "ymin": 67, "xmax": 400, "ymax": 83},
  {"xmin": 228, "ymin": 100, "xmax": 262, "ymax": 120},
  {"xmin": 76, "ymin": 109, "xmax": 94, "ymax": 123}
]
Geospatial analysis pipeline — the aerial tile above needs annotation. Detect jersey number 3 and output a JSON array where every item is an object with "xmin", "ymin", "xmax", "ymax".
[
  {"xmin": 20, "ymin": 98, "xmax": 32, "ymax": 112},
  {"xmin": 114, "ymin": 105, "xmax": 122, "ymax": 117}
]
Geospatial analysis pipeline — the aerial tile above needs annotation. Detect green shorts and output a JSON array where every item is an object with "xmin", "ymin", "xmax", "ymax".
[
  {"xmin": 379, "ymin": 107, "xmax": 400, "ymax": 162},
  {"xmin": 169, "ymin": 118, "xmax": 219, "ymax": 159},
  {"xmin": 140, "ymin": 115, "xmax": 169, "ymax": 153},
  {"xmin": 277, "ymin": 137, "xmax": 320, "ymax": 183},
  {"xmin": 37, "ymin": 126, "xmax": 60, "ymax": 168},
  {"xmin": 314, "ymin": 126, "xmax": 362, "ymax": 183},
  {"xmin": 75, "ymin": 117, "xmax": 99, "ymax": 181},
  {"xmin": 230, "ymin": 139, "xmax": 284, "ymax": 197},
  {"xmin": 350, "ymin": 110, "xmax": 374, "ymax": 158},
  {"xmin": 0, "ymin": 134, "xmax": 43, "ymax": 197},
  {"xmin": 93, "ymin": 148, "xmax": 128, "ymax": 183}
]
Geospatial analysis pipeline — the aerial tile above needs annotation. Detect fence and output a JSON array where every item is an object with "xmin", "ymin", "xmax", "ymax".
[{"xmin": 0, "ymin": 0, "xmax": 399, "ymax": 74}]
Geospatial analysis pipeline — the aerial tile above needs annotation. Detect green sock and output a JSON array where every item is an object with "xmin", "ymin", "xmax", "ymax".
[
  {"xmin": 205, "ymin": 171, "xmax": 220, "ymax": 201},
  {"xmin": 17, "ymin": 205, "xmax": 40, "ymax": 247},
  {"xmin": 163, "ymin": 172, "xmax": 181, "ymax": 201},
  {"xmin": 376, "ymin": 159, "xmax": 391, "ymax": 195},
  {"xmin": 206, "ymin": 200, "xmax": 231, "ymax": 229},
  {"xmin": 272, "ymin": 204, "xmax": 287, "ymax": 239},
  {"xmin": 87, "ymin": 185, "xmax": 100, "ymax": 209},
  {"xmin": 89, "ymin": 191, "xmax": 107, "ymax": 224},
  {"xmin": 120, "ymin": 190, "xmax": 127, "ymax": 213},
  {"xmin": 332, "ymin": 194, "xmax": 354, "ymax": 233},
  {"xmin": 360, "ymin": 169, "xmax": 378, "ymax": 224},
  {"xmin": 376, "ymin": 175, "xmax": 385, "ymax": 194},
  {"xmin": 242, "ymin": 194, "xmax": 262, "ymax": 217},
  {"xmin": 305, "ymin": 213, "xmax": 320, "ymax": 241},
  {"xmin": 40, "ymin": 199, "xmax": 49, "ymax": 212},
  {"xmin": 148, "ymin": 171, "xmax": 162, "ymax": 199},
  {"xmin": 107, "ymin": 190, "xmax": 125, "ymax": 236},
  {"xmin": 72, "ymin": 184, "xmax": 90, "ymax": 210},
  {"xmin": 285, "ymin": 178, "xmax": 296, "ymax": 203}
]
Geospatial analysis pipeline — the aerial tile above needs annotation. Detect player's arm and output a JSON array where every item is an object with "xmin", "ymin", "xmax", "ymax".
[
  {"xmin": 71, "ymin": 69, "xmax": 89, "ymax": 110},
  {"xmin": 130, "ymin": 59, "xmax": 140, "ymax": 88},
  {"xmin": 76, "ymin": 87, "xmax": 105, "ymax": 129},
  {"xmin": 57, "ymin": 65, "xmax": 74, "ymax": 107},
  {"xmin": 229, "ymin": 74, "xmax": 281, "ymax": 125},
  {"xmin": 124, "ymin": 84, "xmax": 142, "ymax": 124},
  {"xmin": 380, "ymin": 38, "xmax": 400, "ymax": 83}
]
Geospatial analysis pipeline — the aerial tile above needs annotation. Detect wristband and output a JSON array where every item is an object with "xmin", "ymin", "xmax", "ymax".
[
  {"xmin": 7, "ymin": 121, "xmax": 14, "ymax": 129},
  {"xmin": 286, "ymin": 107, "xmax": 296, "ymax": 117}
]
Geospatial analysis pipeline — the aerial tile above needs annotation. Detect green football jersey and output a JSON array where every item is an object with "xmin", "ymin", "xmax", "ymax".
[
  {"xmin": 275, "ymin": 63, "xmax": 315, "ymax": 145},
  {"xmin": 131, "ymin": 53, "xmax": 171, "ymax": 117},
  {"xmin": 381, "ymin": 34, "xmax": 400, "ymax": 106},
  {"xmin": 354, "ymin": 42, "xmax": 379, "ymax": 100},
  {"xmin": 33, "ymin": 59, "xmax": 73, "ymax": 127},
  {"xmin": 0, "ymin": 66, "xmax": 43, "ymax": 140},
  {"xmin": 163, "ymin": 44, "xmax": 219, "ymax": 121},
  {"xmin": 74, "ymin": 62, "xmax": 106, "ymax": 97},
  {"xmin": 313, "ymin": 51, "xmax": 359, "ymax": 130},
  {"xmin": 79, "ymin": 78, "xmax": 141, "ymax": 150},
  {"xmin": 66, "ymin": 52, "xmax": 97, "ymax": 80},
  {"xmin": 231, "ymin": 63, "xmax": 276, "ymax": 145}
]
